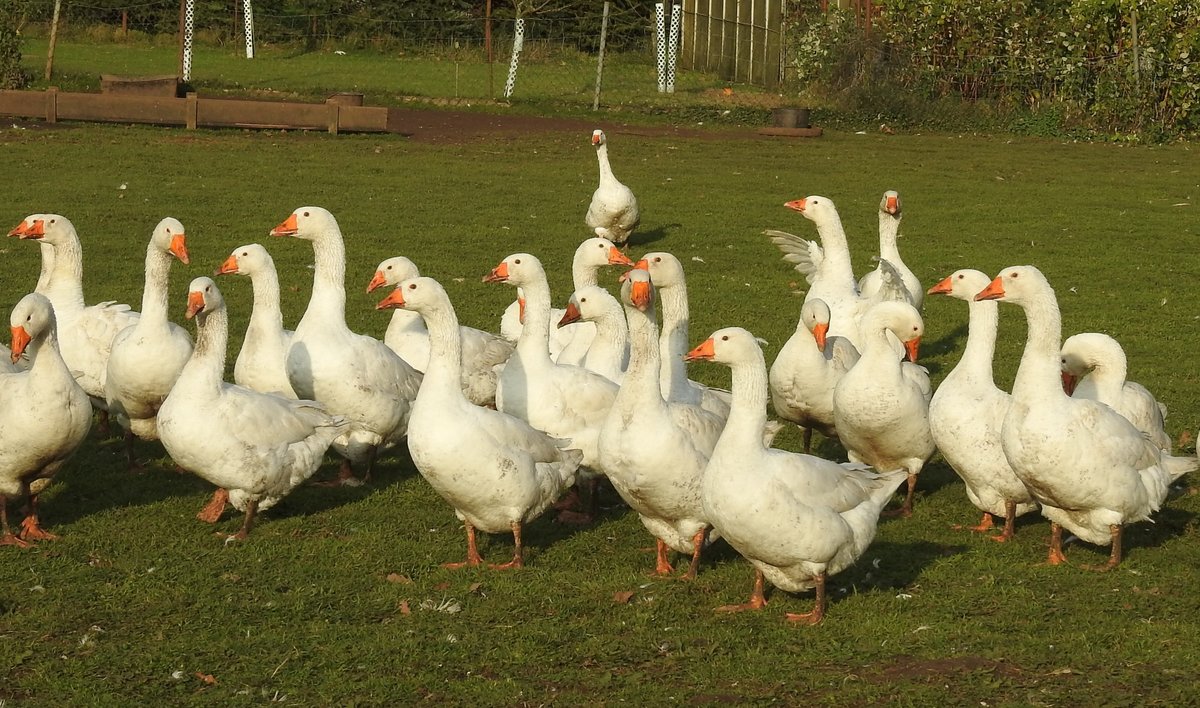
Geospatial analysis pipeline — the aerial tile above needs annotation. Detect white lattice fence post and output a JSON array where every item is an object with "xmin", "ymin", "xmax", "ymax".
[
  {"xmin": 182, "ymin": 0, "xmax": 195, "ymax": 80},
  {"xmin": 655, "ymin": 3, "xmax": 666, "ymax": 92},
  {"xmin": 243, "ymin": 0, "xmax": 255, "ymax": 59},
  {"xmin": 503, "ymin": 18, "xmax": 525, "ymax": 99},
  {"xmin": 666, "ymin": 4, "xmax": 681, "ymax": 93}
]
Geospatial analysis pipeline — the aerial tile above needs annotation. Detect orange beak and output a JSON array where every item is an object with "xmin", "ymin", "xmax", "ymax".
[
  {"xmin": 592, "ymin": 133, "xmax": 601, "ymax": 146},
  {"xmin": 483, "ymin": 261, "xmax": 510, "ymax": 284},
  {"xmin": 784, "ymin": 198, "xmax": 806, "ymax": 213},
  {"xmin": 975, "ymin": 277, "xmax": 1005, "ymax": 301},
  {"xmin": 927, "ymin": 275, "xmax": 953, "ymax": 295},
  {"xmin": 558, "ymin": 301, "xmax": 581, "ymax": 328},
  {"xmin": 169, "ymin": 233, "xmax": 190, "ymax": 265},
  {"xmin": 632, "ymin": 258, "xmax": 649, "ymax": 271},
  {"xmin": 270, "ymin": 213, "xmax": 299, "ymax": 237},
  {"xmin": 185, "ymin": 291, "xmax": 206, "ymax": 319},
  {"xmin": 884, "ymin": 194, "xmax": 899, "ymax": 215},
  {"xmin": 904, "ymin": 336, "xmax": 921, "ymax": 363},
  {"xmin": 16, "ymin": 219, "xmax": 45, "ymax": 240},
  {"xmin": 9, "ymin": 325, "xmax": 31, "ymax": 363},
  {"xmin": 608, "ymin": 247, "xmax": 634, "ymax": 267},
  {"xmin": 376, "ymin": 288, "xmax": 405, "ymax": 310},
  {"xmin": 367, "ymin": 270, "xmax": 388, "ymax": 293},
  {"xmin": 630, "ymin": 279, "xmax": 653, "ymax": 311},
  {"xmin": 1061, "ymin": 371, "xmax": 1078, "ymax": 396},
  {"xmin": 7, "ymin": 221, "xmax": 28, "ymax": 237},
  {"xmin": 812, "ymin": 322, "xmax": 829, "ymax": 351},
  {"xmin": 683, "ymin": 338, "xmax": 715, "ymax": 362},
  {"xmin": 215, "ymin": 254, "xmax": 239, "ymax": 276}
]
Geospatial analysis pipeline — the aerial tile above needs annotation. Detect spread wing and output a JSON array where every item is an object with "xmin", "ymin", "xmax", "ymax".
[{"xmin": 765, "ymin": 230, "xmax": 824, "ymax": 284}]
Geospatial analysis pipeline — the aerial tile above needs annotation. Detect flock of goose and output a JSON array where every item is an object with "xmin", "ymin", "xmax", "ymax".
[{"xmin": 2, "ymin": 129, "xmax": 1196, "ymax": 625}]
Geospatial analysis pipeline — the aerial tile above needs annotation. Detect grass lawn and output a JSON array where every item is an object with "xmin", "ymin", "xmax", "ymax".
[{"xmin": 0, "ymin": 117, "xmax": 1199, "ymax": 704}]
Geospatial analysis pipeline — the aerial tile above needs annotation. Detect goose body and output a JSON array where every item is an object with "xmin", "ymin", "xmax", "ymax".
[
  {"xmin": 377, "ymin": 277, "xmax": 581, "ymax": 568},
  {"xmin": 215, "ymin": 243, "xmax": 297, "ymax": 399},
  {"xmin": 926, "ymin": 270, "xmax": 1037, "ymax": 539},
  {"xmin": 585, "ymin": 129, "xmax": 641, "ymax": 246},
  {"xmin": 597, "ymin": 270, "xmax": 723, "ymax": 577},
  {"xmin": 833, "ymin": 300, "xmax": 935, "ymax": 517},
  {"xmin": 270, "ymin": 207, "xmax": 422, "ymax": 483},
  {"xmin": 977, "ymin": 266, "xmax": 1197, "ymax": 567},
  {"xmin": 858, "ymin": 191, "xmax": 922, "ymax": 308},
  {"xmin": 0, "ymin": 294, "xmax": 92, "ymax": 545},
  {"xmin": 368, "ymin": 256, "xmax": 513, "ymax": 408},
  {"xmin": 558, "ymin": 285, "xmax": 629, "ymax": 384},
  {"xmin": 104, "ymin": 218, "xmax": 193, "ymax": 449},
  {"xmin": 688, "ymin": 327, "xmax": 905, "ymax": 623},
  {"xmin": 158, "ymin": 277, "xmax": 348, "ymax": 539}
]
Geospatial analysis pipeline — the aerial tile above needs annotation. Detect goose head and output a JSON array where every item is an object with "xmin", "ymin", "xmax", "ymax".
[
  {"xmin": 151, "ymin": 217, "xmax": 190, "ymax": 265},
  {"xmin": 10, "ymin": 214, "xmax": 77, "ymax": 246},
  {"xmin": 558, "ymin": 285, "xmax": 618, "ymax": 328},
  {"xmin": 185, "ymin": 276, "xmax": 225, "ymax": 322},
  {"xmin": 483, "ymin": 253, "xmax": 543, "ymax": 288},
  {"xmin": 368, "ymin": 256, "xmax": 420, "ymax": 293},
  {"xmin": 632, "ymin": 252, "xmax": 685, "ymax": 289},
  {"xmin": 880, "ymin": 190, "xmax": 902, "ymax": 218},
  {"xmin": 575, "ymin": 236, "xmax": 634, "ymax": 270},
  {"xmin": 9, "ymin": 293, "xmax": 55, "ymax": 363},
  {"xmin": 783, "ymin": 195, "xmax": 839, "ymax": 228},
  {"xmin": 974, "ymin": 265, "xmax": 1051, "ymax": 307},
  {"xmin": 861, "ymin": 300, "xmax": 924, "ymax": 362},
  {"xmin": 591, "ymin": 129, "xmax": 606, "ymax": 147},
  {"xmin": 269, "ymin": 206, "xmax": 339, "ymax": 242},
  {"xmin": 1059, "ymin": 332, "xmax": 1124, "ymax": 396},
  {"xmin": 8, "ymin": 214, "xmax": 44, "ymax": 238},
  {"xmin": 375, "ymin": 276, "xmax": 446, "ymax": 316},
  {"xmin": 215, "ymin": 243, "xmax": 273, "ymax": 277},
  {"xmin": 800, "ymin": 298, "xmax": 833, "ymax": 351},
  {"xmin": 684, "ymin": 326, "xmax": 760, "ymax": 365},
  {"xmin": 927, "ymin": 268, "xmax": 991, "ymax": 302},
  {"xmin": 619, "ymin": 268, "xmax": 654, "ymax": 313}
]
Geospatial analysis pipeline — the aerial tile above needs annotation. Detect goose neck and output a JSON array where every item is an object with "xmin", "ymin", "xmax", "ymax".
[
  {"xmin": 1011, "ymin": 292, "xmax": 1064, "ymax": 403},
  {"xmin": 514, "ymin": 275, "xmax": 553, "ymax": 364},
  {"xmin": 43, "ymin": 234, "xmax": 86, "ymax": 311},
  {"xmin": 596, "ymin": 143, "xmax": 615, "ymax": 183},
  {"xmin": 186, "ymin": 307, "xmax": 229, "ymax": 391},
  {"xmin": 621, "ymin": 303, "xmax": 665, "ymax": 407},
  {"xmin": 304, "ymin": 230, "xmax": 347, "ymax": 322},
  {"xmin": 139, "ymin": 247, "xmax": 175, "ymax": 324},
  {"xmin": 955, "ymin": 299, "xmax": 1000, "ymax": 385},
  {"xmin": 878, "ymin": 213, "xmax": 902, "ymax": 262},
  {"xmin": 415, "ymin": 302, "xmax": 463, "ymax": 394},
  {"xmin": 724, "ymin": 353, "xmax": 770, "ymax": 447}
]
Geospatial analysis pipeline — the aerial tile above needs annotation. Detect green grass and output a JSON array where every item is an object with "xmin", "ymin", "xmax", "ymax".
[{"xmin": 1, "ymin": 120, "xmax": 1199, "ymax": 704}]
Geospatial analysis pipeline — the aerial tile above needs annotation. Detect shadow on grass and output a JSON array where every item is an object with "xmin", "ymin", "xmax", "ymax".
[{"xmin": 628, "ymin": 223, "xmax": 674, "ymax": 248}]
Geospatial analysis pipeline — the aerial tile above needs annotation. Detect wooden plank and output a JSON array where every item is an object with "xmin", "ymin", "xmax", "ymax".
[
  {"xmin": 337, "ymin": 105, "xmax": 389, "ymax": 132},
  {"xmin": 763, "ymin": 0, "xmax": 782, "ymax": 87},
  {"xmin": 0, "ymin": 89, "xmax": 53, "ymax": 118},
  {"xmin": 56, "ymin": 93, "xmax": 188, "ymax": 125},
  {"xmin": 197, "ymin": 97, "xmax": 334, "ymax": 130}
]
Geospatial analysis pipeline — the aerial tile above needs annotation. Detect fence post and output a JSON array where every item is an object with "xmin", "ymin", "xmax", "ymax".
[
  {"xmin": 181, "ymin": 0, "xmax": 195, "ymax": 81},
  {"xmin": 44, "ymin": 0, "xmax": 62, "ymax": 80},
  {"xmin": 504, "ymin": 18, "xmax": 525, "ymax": 99},
  {"xmin": 243, "ymin": 0, "xmax": 255, "ymax": 59},
  {"xmin": 1130, "ymin": 6, "xmax": 1141, "ymax": 92},
  {"xmin": 486, "ymin": 0, "xmax": 494, "ymax": 99},
  {"xmin": 593, "ymin": 2, "xmax": 611, "ymax": 111},
  {"xmin": 655, "ymin": 4, "xmax": 668, "ymax": 92},
  {"xmin": 667, "ymin": 4, "xmax": 681, "ymax": 92}
]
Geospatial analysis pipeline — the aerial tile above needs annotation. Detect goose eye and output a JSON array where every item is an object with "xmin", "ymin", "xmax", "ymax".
[
  {"xmin": 653, "ymin": 256, "xmax": 662, "ymax": 263},
  {"xmin": 721, "ymin": 335, "xmax": 729, "ymax": 341},
  {"xmin": 1010, "ymin": 272, "xmax": 1019, "ymax": 278},
  {"xmin": 956, "ymin": 274, "xmax": 964, "ymax": 280},
  {"xmin": 408, "ymin": 283, "xmax": 417, "ymax": 290},
  {"xmin": 241, "ymin": 251, "xmax": 248, "ymax": 256},
  {"xmin": 49, "ymin": 219, "xmax": 56, "ymax": 224},
  {"xmin": 581, "ymin": 297, "xmax": 587, "ymax": 303},
  {"xmin": 514, "ymin": 259, "xmax": 522, "ymax": 265}
]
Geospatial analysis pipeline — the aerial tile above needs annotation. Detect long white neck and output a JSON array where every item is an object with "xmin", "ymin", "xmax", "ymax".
[
  {"xmin": 596, "ymin": 143, "xmax": 615, "ymax": 183},
  {"xmin": 138, "ymin": 246, "xmax": 175, "ymax": 326},
  {"xmin": 299, "ymin": 228, "xmax": 347, "ymax": 328},
  {"xmin": 949, "ymin": 298, "xmax": 999, "ymax": 387},
  {"xmin": 586, "ymin": 308, "xmax": 628, "ymax": 375},
  {"xmin": 42, "ymin": 235, "xmax": 87, "ymax": 314},
  {"xmin": 1083, "ymin": 358, "xmax": 1127, "ymax": 401},
  {"xmin": 387, "ymin": 308, "xmax": 427, "ymax": 341},
  {"xmin": 26, "ymin": 323, "xmax": 71, "ymax": 382},
  {"xmin": 184, "ymin": 307, "xmax": 228, "ymax": 394},
  {"xmin": 723, "ymin": 348, "xmax": 770, "ymax": 452},
  {"xmin": 247, "ymin": 266, "xmax": 286, "ymax": 340},
  {"xmin": 657, "ymin": 282, "xmax": 692, "ymax": 400},
  {"xmin": 415, "ymin": 300, "xmax": 463, "ymax": 398},
  {"xmin": 813, "ymin": 213, "xmax": 856, "ymax": 287},
  {"xmin": 619, "ymin": 300, "xmax": 666, "ymax": 411},
  {"xmin": 1012, "ymin": 292, "xmax": 1065, "ymax": 404},
  {"xmin": 878, "ymin": 213, "xmax": 903, "ymax": 265},
  {"xmin": 572, "ymin": 261, "xmax": 601, "ymax": 290},
  {"xmin": 514, "ymin": 273, "xmax": 554, "ymax": 368}
]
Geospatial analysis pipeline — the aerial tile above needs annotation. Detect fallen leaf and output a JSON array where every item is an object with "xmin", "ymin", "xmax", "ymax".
[
  {"xmin": 433, "ymin": 582, "xmax": 450, "ymax": 591},
  {"xmin": 385, "ymin": 573, "xmax": 413, "ymax": 585},
  {"xmin": 195, "ymin": 672, "xmax": 218, "ymax": 685},
  {"xmin": 613, "ymin": 590, "xmax": 635, "ymax": 604},
  {"xmin": 1047, "ymin": 667, "xmax": 1076, "ymax": 676},
  {"xmin": 399, "ymin": 600, "xmax": 411, "ymax": 615},
  {"xmin": 468, "ymin": 582, "xmax": 484, "ymax": 595}
]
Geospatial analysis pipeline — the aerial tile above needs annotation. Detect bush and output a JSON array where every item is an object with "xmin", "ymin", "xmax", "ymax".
[{"xmin": 0, "ymin": 0, "xmax": 28, "ymax": 89}]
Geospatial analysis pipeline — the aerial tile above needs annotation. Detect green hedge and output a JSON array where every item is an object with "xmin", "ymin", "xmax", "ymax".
[{"xmin": 0, "ymin": 0, "xmax": 27, "ymax": 89}]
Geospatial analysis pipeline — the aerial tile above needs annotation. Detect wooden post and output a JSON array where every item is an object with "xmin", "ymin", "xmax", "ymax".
[
  {"xmin": 486, "ymin": 0, "xmax": 494, "ymax": 100},
  {"xmin": 592, "ymin": 1, "xmax": 611, "ymax": 111},
  {"xmin": 178, "ymin": 0, "xmax": 186, "ymax": 77},
  {"xmin": 44, "ymin": 0, "xmax": 62, "ymax": 80},
  {"xmin": 121, "ymin": 10, "xmax": 128, "ymax": 38},
  {"xmin": 186, "ymin": 91, "xmax": 198, "ymax": 129},
  {"xmin": 327, "ymin": 103, "xmax": 339, "ymax": 135},
  {"xmin": 1131, "ymin": 7, "xmax": 1141, "ymax": 92},
  {"xmin": 45, "ymin": 86, "xmax": 58, "ymax": 123}
]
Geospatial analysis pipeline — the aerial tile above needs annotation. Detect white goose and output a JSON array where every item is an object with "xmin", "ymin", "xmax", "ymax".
[
  {"xmin": 557, "ymin": 285, "xmax": 629, "ymax": 384},
  {"xmin": 687, "ymin": 327, "xmax": 905, "ymax": 624},
  {"xmin": 159, "ymin": 278, "xmax": 348, "ymax": 540},
  {"xmin": 585, "ymin": 129, "xmax": 641, "ymax": 246},
  {"xmin": 767, "ymin": 195, "xmax": 911, "ymax": 351},
  {"xmin": 768, "ymin": 298, "xmax": 860, "ymax": 452},
  {"xmin": 376, "ymin": 277, "xmax": 582, "ymax": 568},
  {"xmin": 927, "ymin": 270, "xmax": 1038, "ymax": 541},
  {"xmin": 0, "ymin": 293, "xmax": 92, "ymax": 546},
  {"xmin": 485, "ymin": 253, "xmax": 618, "ymax": 523},
  {"xmin": 3, "ymin": 214, "xmax": 55, "ymax": 374},
  {"xmin": 214, "ymin": 243, "xmax": 297, "ymax": 399},
  {"xmin": 9, "ymin": 214, "xmax": 139, "ymax": 411},
  {"xmin": 367, "ymin": 256, "xmax": 513, "ymax": 408},
  {"xmin": 597, "ymin": 269, "xmax": 724, "ymax": 578},
  {"xmin": 635, "ymin": 252, "xmax": 733, "ymax": 419},
  {"xmin": 104, "ymin": 217, "xmax": 193, "ymax": 467},
  {"xmin": 833, "ymin": 300, "xmax": 934, "ymax": 517},
  {"xmin": 858, "ymin": 191, "xmax": 922, "ymax": 309},
  {"xmin": 270, "ymin": 207, "xmax": 422, "ymax": 485},
  {"xmin": 977, "ymin": 266, "xmax": 1197, "ymax": 568},
  {"xmin": 1060, "ymin": 332, "xmax": 1172, "ymax": 453},
  {"xmin": 499, "ymin": 236, "xmax": 633, "ymax": 364}
]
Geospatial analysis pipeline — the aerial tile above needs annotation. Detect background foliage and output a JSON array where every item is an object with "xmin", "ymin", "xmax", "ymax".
[{"xmin": 0, "ymin": 0, "xmax": 28, "ymax": 88}]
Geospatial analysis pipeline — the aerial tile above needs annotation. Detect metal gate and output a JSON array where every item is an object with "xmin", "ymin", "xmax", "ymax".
[{"xmin": 679, "ymin": 0, "xmax": 784, "ymax": 88}]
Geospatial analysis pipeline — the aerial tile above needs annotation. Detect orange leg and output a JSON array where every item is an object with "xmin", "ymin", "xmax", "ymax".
[
  {"xmin": 0, "ymin": 496, "xmax": 30, "ymax": 548},
  {"xmin": 123, "ymin": 429, "xmax": 144, "ymax": 472},
  {"xmin": 652, "ymin": 538, "xmax": 674, "ymax": 576},
  {"xmin": 1046, "ymin": 522, "xmax": 1068, "ymax": 565},
  {"xmin": 716, "ymin": 569, "xmax": 768, "ymax": 613},
  {"xmin": 490, "ymin": 522, "xmax": 525, "ymax": 570},
  {"xmin": 443, "ymin": 523, "xmax": 485, "ymax": 569},
  {"xmin": 1084, "ymin": 525, "xmax": 1122, "ymax": 572},
  {"xmin": 313, "ymin": 458, "xmax": 363, "ymax": 488},
  {"xmin": 785, "ymin": 573, "xmax": 827, "ymax": 625},
  {"xmin": 679, "ymin": 528, "xmax": 709, "ymax": 580},
  {"xmin": 990, "ymin": 501, "xmax": 1017, "ymax": 543},
  {"xmin": 196, "ymin": 488, "xmax": 229, "ymax": 523},
  {"xmin": 18, "ymin": 490, "xmax": 58, "ymax": 542},
  {"xmin": 954, "ymin": 512, "xmax": 994, "ymax": 533},
  {"xmin": 228, "ymin": 499, "xmax": 260, "ymax": 541},
  {"xmin": 555, "ymin": 479, "xmax": 601, "ymax": 526},
  {"xmin": 883, "ymin": 474, "xmax": 917, "ymax": 518}
]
